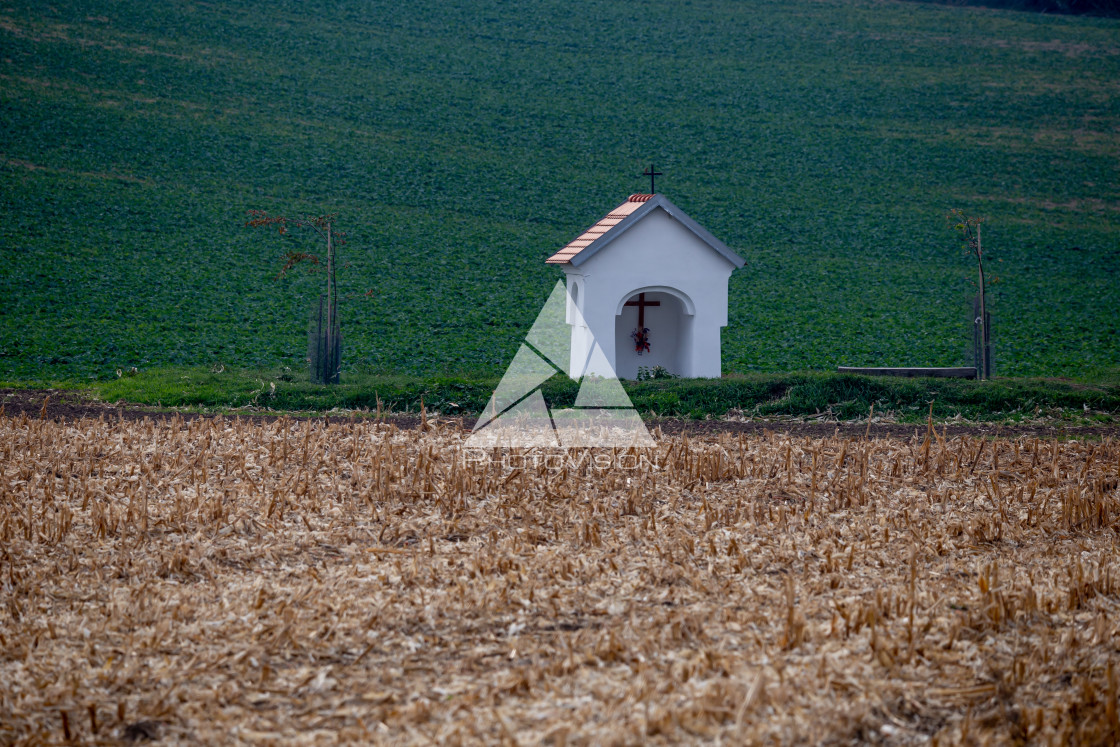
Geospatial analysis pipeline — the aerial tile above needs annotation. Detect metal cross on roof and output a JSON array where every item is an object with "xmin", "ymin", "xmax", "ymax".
[{"xmin": 641, "ymin": 164, "xmax": 662, "ymax": 194}]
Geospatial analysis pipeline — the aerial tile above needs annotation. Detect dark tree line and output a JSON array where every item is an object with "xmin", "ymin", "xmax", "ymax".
[{"xmin": 909, "ymin": 0, "xmax": 1120, "ymax": 17}]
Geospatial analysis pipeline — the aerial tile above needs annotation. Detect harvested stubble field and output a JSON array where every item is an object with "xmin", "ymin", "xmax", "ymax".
[{"xmin": 1, "ymin": 414, "xmax": 1119, "ymax": 745}]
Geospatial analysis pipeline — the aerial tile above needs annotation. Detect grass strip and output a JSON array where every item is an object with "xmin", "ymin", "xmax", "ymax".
[{"xmin": 12, "ymin": 367, "xmax": 1118, "ymax": 423}]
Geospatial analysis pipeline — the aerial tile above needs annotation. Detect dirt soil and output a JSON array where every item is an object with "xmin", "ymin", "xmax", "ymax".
[{"xmin": 3, "ymin": 387, "xmax": 1116, "ymax": 441}]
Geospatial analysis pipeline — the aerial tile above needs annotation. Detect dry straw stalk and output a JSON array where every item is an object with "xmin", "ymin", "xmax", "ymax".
[{"xmin": 1, "ymin": 413, "xmax": 1118, "ymax": 744}]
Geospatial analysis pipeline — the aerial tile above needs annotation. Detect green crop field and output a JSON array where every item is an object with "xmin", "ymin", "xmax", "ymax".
[{"xmin": 2, "ymin": 0, "xmax": 1118, "ymax": 385}]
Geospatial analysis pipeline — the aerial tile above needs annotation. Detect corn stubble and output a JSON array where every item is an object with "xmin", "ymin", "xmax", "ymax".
[{"xmin": 1, "ymin": 413, "xmax": 1118, "ymax": 745}]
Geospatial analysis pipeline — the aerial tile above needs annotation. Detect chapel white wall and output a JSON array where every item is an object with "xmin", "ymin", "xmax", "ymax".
[{"xmin": 562, "ymin": 207, "xmax": 735, "ymax": 380}]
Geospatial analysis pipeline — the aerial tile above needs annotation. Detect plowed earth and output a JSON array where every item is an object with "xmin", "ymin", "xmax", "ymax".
[{"xmin": 2, "ymin": 387, "xmax": 1117, "ymax": 440}]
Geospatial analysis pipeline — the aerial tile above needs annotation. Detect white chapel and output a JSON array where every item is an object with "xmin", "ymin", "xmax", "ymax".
[{"xmin": 546, "ymin": 193, "xmax": 745, "ymax": 380}]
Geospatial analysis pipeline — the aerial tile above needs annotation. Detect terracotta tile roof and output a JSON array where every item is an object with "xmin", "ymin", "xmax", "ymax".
[
  {"xmin": 546, "ymin": 195, "xmax": 654, "ymax": 264},
  {"xmin": 545, "ymin": 193, "xmax": 745, "ymax": 269}
]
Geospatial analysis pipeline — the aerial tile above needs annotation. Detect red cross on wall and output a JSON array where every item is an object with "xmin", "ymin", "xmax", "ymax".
[{"xmin": 624, "ymin": 292, "xmax": 660, "ymax": 328}]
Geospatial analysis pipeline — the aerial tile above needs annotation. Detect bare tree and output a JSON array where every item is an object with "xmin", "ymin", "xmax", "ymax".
[
  {"xmin": 949, "ymin": 209, "xmax": 991, "ymax": 380},
  {"xmin": 247, "ymin": 211, "xmax": 344, "ymax": 384}
]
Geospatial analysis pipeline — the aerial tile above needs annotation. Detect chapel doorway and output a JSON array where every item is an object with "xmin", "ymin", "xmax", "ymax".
[{"xmin": 614, "ymin": 289, "xmax": 692, "ymax": 379}]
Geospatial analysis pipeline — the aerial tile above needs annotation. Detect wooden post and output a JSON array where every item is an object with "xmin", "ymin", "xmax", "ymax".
[
  {"xmin": 976, "ymin": 223, "xmax": 990, "ymax": 380},
  {"xmin": 308, "ymin": 219, "xmax": 341, "ymax": 385},
  {"xmin": 838, "ymin": 367, "xmax": 977, "ymax": 379},
  {"xmin": 314, "ymin": 294, "xmax": 325, "ymax": 384},
  {"xmin": 326, "ymin": 221, "xmax": 338, "ymax": 384}
]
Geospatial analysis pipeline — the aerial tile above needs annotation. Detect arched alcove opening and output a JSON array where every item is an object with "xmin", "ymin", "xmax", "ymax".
[{"xmin": 614, "ymin": 288, "xmax": 694, "ymax": 379}]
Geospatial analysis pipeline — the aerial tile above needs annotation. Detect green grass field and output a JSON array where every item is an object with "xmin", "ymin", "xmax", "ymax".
[{"xmin": 2, "ymin": 0, "xmax": 1118, "ymax": 385}]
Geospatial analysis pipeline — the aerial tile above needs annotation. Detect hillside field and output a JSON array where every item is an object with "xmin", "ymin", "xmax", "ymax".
[{"xmin": 1, "ymin": 0, "xmax": 1118, "ymax": 383}]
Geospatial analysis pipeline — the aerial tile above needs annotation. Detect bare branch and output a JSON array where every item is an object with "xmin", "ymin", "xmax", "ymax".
[{"xmin": 275, "ymin": 251, "xmax": 320, "ymax": 279}]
